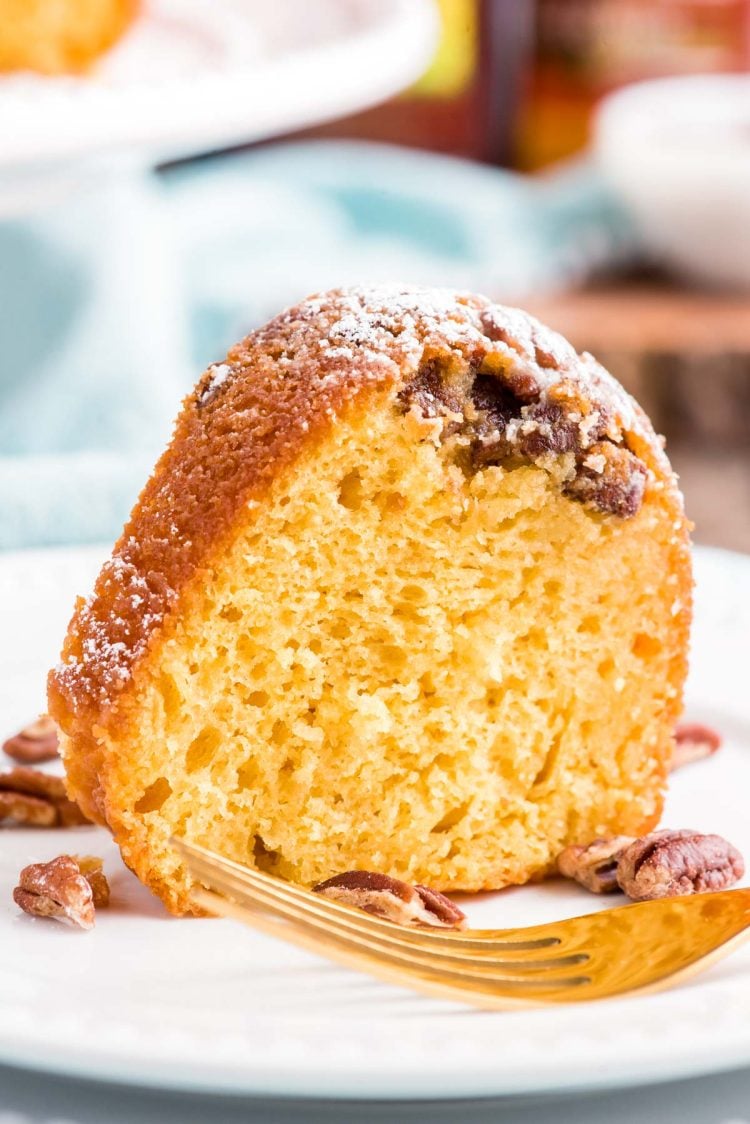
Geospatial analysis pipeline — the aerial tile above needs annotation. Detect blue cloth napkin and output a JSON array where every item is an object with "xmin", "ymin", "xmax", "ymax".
[{"xmin": 0, "ymin": 141, "xmax": 634, "ymax": 550}]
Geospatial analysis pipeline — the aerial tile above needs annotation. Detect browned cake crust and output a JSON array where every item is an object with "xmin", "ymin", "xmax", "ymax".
[{"xmin": 48, "ymin": 285, "xmax": 691, "ymax": 838}]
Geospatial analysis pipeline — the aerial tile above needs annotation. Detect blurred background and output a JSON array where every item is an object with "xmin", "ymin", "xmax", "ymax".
[{"xmin": 1, "ymin": 0, "xmax": 748, "ymax": 551}]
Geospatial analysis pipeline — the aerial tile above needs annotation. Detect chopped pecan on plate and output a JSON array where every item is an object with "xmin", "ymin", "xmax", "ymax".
[
  {"xmin": 671, "ymin": 723, "xmax": 722, "ymax": 771},
  {"xmin": 75, "ymin": 855, "xmax": 110, "ymax": 908},
  {"xmin": 13, "ymin": 854, "xmax": 109, "ymax": 930},
  {"xmin": 3, "ymin": 715, "xmax": 59, "ymax": 764},
  {"xmin": 616, "ymin": 830, "xmax": 745, "ymax": 902},
  {"xmin": 313, "ymin": 870, "xmax": 467, "ymax": 930},
  {"xmin": 557, "ymin": 836, "xmax": 635, "ymax": 894},
  {"xmin": 0, "ymin": 766, "xmax": 90, "ymax": 828}
]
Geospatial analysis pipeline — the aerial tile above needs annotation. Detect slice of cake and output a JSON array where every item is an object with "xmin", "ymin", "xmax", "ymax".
[{"xmin": 48, "ymin": 286, "xmax": 692, "ymax": 915}]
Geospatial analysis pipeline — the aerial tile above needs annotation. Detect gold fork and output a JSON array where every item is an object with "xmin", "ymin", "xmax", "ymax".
[{"xmin": 172, "ymin": 837, "xmax": 750, "ymax": 1008}]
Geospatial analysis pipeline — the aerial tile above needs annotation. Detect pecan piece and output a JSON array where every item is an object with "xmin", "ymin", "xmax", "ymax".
[
  {"xmin": 3, "ymin": 715, "xmax": 59, "ymax": 764},
  {"xmin": 0, "ymin": 767, "xmax": 90, "ymax": 827},
  {"xmin": 565, "ymin": 442, "xmax": 647, "ymax": 518},
  {"xmin": 616, "ymin": 830, "xmax": 744, "ymax": 901},
  {"xmin": 0, "ymin": 789, "xmax": 57, "ymax": 827},
  {"xmin": 672, "ymin": 723, "xmax": 722, "ymax": 771},
  {"xmin": 313, "ymin": 870, "xmax": 466, "ymax": 929},
  {"xmin": 557, "ymin": 836, "xmax": 635, "ymax": 893},
  {"xmin": 13, "ymin": 854, "xmax": 109, "ymax": 930},
  {"xmin": 75, "ymin": 855, "xmax": 110, "ymax": 908}
]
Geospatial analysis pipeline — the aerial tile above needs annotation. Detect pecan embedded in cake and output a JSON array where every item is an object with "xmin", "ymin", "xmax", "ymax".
[{"xmin": 397, "ymin": 334, "xmax": 649, "ymax": 519}]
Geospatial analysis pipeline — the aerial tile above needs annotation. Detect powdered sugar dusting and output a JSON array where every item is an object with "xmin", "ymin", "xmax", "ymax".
[
  {"xmin": 207, "ymin": 363, "xmax": 232, "ymax": 391},
  {"xmin": 284, "ymin": 284, "xmax": 644, "ymax": 447},
  {"xmin": 54, "ymin": 549, "xmax": 172, "ymax": 705},
  {"xmin": 198, "ymin": 362, "xmax": 234, "ymax": 405},
  {"xmin": 259, "ymin": 284, "xmax": 488, "ymax": 379}
]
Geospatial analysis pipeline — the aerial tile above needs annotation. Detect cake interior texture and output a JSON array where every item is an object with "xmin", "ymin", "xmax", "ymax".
[{"xmin": 87, "ymin": 398, "xmax": 684, "ymax": 906}]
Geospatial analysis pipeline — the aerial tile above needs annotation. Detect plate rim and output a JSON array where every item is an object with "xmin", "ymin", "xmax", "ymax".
[{"xmin": 0, "ymin": 1030, "xmax": 749, "ymax": 1101}]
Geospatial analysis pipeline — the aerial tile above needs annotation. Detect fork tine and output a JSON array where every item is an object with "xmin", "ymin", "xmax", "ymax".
[
  {"xmin": 189, "ymin": 886, "xmax": 591, "ymax": 1009},
  {"xmin": 178, "ymin": 840, "xmax": 750, "ymax": 1006},
  {"xmin": 172, "ymin": 837, "xmax": 562, "ymax": 952},
  {"xmin": 173, "ymin": 837, "xmax": 569, "ymax": 956},
  {"xmin": 180, "ymin": 846, "xmax": 589, "ymax": 982},
  {"xmin": 182, "ymin": 851, "xmax": 586, "ymax": 975}
]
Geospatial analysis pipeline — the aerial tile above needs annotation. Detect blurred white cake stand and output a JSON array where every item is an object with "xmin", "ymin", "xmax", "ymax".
[
  {"xmin": 0, "ymin": 0, "xmax": 437, "ymax": 213},
  {"xmin": 0, "ymin": 0, "xmax": 437, "ymax": 449}
]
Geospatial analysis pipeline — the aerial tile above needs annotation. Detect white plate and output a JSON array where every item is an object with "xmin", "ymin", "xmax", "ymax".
[
  {"xmin": 0, "ymin": 543, "xmax": 749, "ymax": 1101},
  {"xmin": 0, "ymin": 0, "xmax": 436, "ymax": 190}
]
